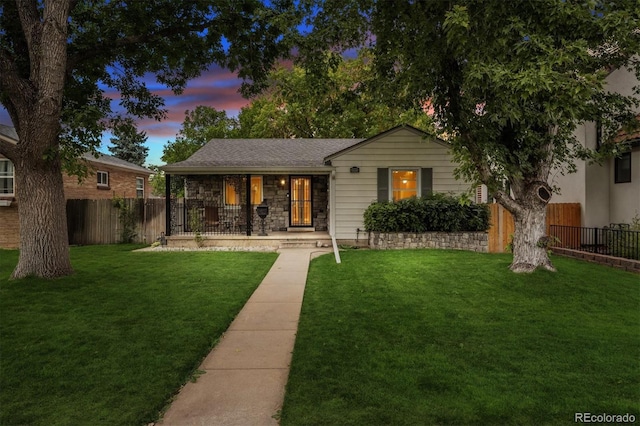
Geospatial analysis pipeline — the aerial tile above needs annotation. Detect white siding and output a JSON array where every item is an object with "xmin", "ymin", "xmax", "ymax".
[
  {"xmin": 551, "ymin": 66, "xmax": 640, "ymax": 227},
  {"xmin": 331, "ymin": 128, "xmax": 470, "ymax": 240},
  {"xmin": 609, "ymin": 147, "xmax": 640, "ymax": 224}
]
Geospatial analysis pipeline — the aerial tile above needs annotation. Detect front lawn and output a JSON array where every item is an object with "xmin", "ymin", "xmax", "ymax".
[
  {"xmin": 0, "ymin": 245, "xmax": 277, "ymax": 425},
  {"xmin": 282, "ymin": 250, "xmax": 640, "ymax": 425}
]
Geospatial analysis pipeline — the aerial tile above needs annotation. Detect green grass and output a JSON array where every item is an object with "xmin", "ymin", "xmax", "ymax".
[
  {"xmin": 0, "ymin": 245, "xmax": 277, "ymax": 425},
  {"xmin": 282, "ymin": 250, "xmax": 640, "ymax": 425}
]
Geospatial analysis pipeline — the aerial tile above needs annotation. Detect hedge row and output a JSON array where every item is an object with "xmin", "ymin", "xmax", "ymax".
[{"xmin": 363, "ymin": 194, "xmax": 490, "ymax": 233}]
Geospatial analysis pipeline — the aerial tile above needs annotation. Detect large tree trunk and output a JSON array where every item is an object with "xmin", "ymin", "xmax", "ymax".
[
  {"xmin": 11, "ymin": 151, "xmax": 73, "ymax": 279},
  {"xmin": 3, "ymin": 0, "xmax": 75, "ymax": 279},
  {"xmin": 508, "ymin": 189, "xmax": 556, "ymax": 273}
]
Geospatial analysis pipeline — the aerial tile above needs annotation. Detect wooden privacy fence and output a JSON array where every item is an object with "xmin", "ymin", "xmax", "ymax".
[
  {"xmin": 488, "ymin": 203, "xmax": 581, "ymax": 253},
  {"xmin": 67, "ymin": 198, "xmax": 166, "ymax": 245}
]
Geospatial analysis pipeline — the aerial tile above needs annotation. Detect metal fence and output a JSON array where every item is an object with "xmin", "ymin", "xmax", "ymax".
[
  {"xmin": 170, "ymin": 200, "xmax": 260, "ymax": 236},
  {"xmin": 550, "ymin": 224, "xmax": 640, "ymax": 261}
]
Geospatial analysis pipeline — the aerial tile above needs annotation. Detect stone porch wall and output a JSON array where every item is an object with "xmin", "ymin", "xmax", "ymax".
[
  {"xmin": 184, "ymin": 175, "xmax": 328, "ymax": 232},
  {"xmin": 369, "ymin": 231, "xmax": 488, "ymax": 252}
]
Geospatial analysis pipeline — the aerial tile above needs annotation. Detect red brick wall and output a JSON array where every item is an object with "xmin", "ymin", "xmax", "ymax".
[
  {"xmin": 0, "ymin": 203, "xmax": 19, "ymax": 248},
  {"xmin": 62, "ymin": 164, "xmax": 149, "ymax": 200},
  {"xmin": 0, "ymin": 158, "xmax": 150, "ymax": 248}
]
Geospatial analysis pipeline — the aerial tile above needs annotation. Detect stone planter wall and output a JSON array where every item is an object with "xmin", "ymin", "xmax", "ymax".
[
  {"xmin": 551, "ymin": 247, "xmax": 640, "ymax": 273},
  {"xmin": 369, "ymin": 231, "xmax": 489, "ymax": 252}
]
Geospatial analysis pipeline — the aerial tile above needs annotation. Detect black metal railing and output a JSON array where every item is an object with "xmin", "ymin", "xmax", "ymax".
[
  {"xmin": 550, "ymin": 224, "xmax": 640, "ymax": 261},
  {"xmin": 170, "ymin": 200, "xmax": 258, "ymax": 236}
]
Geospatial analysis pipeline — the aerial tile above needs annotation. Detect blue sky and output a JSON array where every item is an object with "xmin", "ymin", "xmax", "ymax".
[{"xmin": 0, "ymin": 63, "xmax": 250, "ymax": 167}]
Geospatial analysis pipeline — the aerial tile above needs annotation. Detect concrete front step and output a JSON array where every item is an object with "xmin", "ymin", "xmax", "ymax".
[
  {"xmin": 279, "ymin": 240, "xmax": 330, "ymax": 249},
  {"xmin": 166, "ymin": 232, "xmax": 333, "ymax": 249}
]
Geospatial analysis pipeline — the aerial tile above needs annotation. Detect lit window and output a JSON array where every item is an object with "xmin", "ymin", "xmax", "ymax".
[
  {"xmin": 136, "ymin": 177, "xmax": 144, "ymax": 198},
  {"xmin": 392, "ymin": 170, "xmax": 418, "ymax": 201},
  {"xmin": 614, "ymin": 152, "xmax": 631, "ymax": 183},
  {"xmin": 97, "ymin": 171, "xmax": 109, "ymax": 187},
  {"xmin": 0, "ymin": 159, "xmax": 14, "ymax": 196},
  {"xmin": 225, "ymin": 176, "xmax": 263, "ymax": 205}
]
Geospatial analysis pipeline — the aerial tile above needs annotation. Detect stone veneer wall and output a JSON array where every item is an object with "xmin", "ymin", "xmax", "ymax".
[
  {"xmin": 311, "ymin": 176, "xmax": 328, "ymax": 231},
  {"xmin": 369, "ymin": 231, "xmax": 488, "ymax": 252},
  {"xmin": 184, "ymin": 174, "xmax": 329, "ymax": 232}
]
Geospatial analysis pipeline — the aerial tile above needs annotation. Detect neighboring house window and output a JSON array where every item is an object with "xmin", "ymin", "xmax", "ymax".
[
  {"xmin": 0, "ymin": 159, "xmax": 14, "ymax": 196},
  {"xmin": 614, "ymin": 152, "xmax": 631, "ymax": 183},
  {"xmin": 391, "ymin": 169, "xmax": 418, "ymax": 201},
  {"xmin": 224, "ymin": 176, "xmax": 263, "ymax": 205},
  {"xmin": 97, "ymin": 171, "xmax": 109, "ymax": 187},
  {"xmin": 136, "ymin": 177, "xmax": 144, "ymax": 198}
]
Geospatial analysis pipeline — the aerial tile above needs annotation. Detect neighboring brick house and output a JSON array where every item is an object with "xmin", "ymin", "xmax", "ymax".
[{"xmin": 0, "ymin": 125, "xmax": 152, "ymax": 248}]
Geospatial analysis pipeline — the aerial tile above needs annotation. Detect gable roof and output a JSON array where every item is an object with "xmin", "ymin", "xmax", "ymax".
[
  {"xmin": 82, "ymin": 152, "xmax": 152, "ymax": 175},
  {"xmin": 162, "ymin": 124, "xmax": 441, "ymax": 174},
  {"xmin": 0, "ymin": 124, "xmax": 151, "ymax": 174},
  {"xmin": 162, "ymin": 138, "xmax": 365, "ymax": 173},
  {"xmin": 324, "ymin": 124, "xmax": 445, "ymax": 161}
]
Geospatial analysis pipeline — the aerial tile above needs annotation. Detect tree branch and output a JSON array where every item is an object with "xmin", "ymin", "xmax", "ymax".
[
  {"xmin": 0, "ymin": 138, "xmax": 18, "ymax": 161},
  {"xmin": 492, "ymin": 189, "xmax": 522, "ymax": 216},
  {"xmin": 16, "ymin": 0, "xmax": 41, "ymax": 82},
  {"xmin": 66, "ymin": 21, "xmax": 209, "ymax": 74},
  {"xmin": 462, "ymin": 132, "xmax": 523, "ymax": 216},
  {"xmin": 0, "ymin": 47, "xmax": 34, "ymax": 118}
]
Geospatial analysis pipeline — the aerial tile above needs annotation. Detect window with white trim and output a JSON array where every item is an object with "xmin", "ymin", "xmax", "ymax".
[
  {"xmin": 97, "ymin": 171, "xmax": 109, "ymax": 187},
  {"xmin": 224, "ymin": 176, "xmax": 263, "ymax": 205},
  {"xmin": 391, "ymin": 169, "xmax": 418, "ymax": 201},
  {"xmin": 0, "ymin": 159, "xmax": 14, "ymax": 196},
  {"xmin": 136, "ymin": 177, "xmax": 144, "ymax": 198}
]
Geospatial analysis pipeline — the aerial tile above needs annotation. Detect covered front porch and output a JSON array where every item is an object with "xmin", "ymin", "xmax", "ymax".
[{"xmin": 164, "ymin": 173, "xmax": 332, "ymax": 242}]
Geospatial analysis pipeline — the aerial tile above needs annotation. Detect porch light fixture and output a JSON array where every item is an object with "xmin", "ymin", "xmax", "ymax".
[
  {"xmin": 350, "ymin": 166, "xmax": 360, "ymax": 173},
  {"xmin": 279, "ymin": 177, "xmax": 286, "ymax": 187}
]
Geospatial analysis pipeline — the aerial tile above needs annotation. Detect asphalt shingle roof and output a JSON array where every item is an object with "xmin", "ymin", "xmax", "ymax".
[
  {"xmin": 82, "ymin": 152, "xmax": 152, "ymax": 174},
  {"xmin": 0, "ymin": 124, "xmax": 18, "ymax": 141},
  {"xmin": 167, "ymin": 138, "xmax": 365, "ymax": 169}
]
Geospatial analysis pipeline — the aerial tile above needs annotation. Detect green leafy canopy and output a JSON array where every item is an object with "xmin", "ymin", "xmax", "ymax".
[
  {"xmin": 0, "ymin": 0, "xmax": 296, "ymax": 159},
  {"xmin": 295, "ymin": 0, "xmax": 640, "ymax": 203}
]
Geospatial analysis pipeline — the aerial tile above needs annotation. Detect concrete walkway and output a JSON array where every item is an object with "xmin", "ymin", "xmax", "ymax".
[{"xmin": 158, "ymin": 248, "xmax": 330, "ymax": 426}]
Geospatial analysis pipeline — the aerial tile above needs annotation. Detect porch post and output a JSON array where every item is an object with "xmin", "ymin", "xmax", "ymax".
[
  {"xmin": 165, "ymin": 173, "xmax": 171, "ymax": 236},
  {"xmin": 245, "ymin": 174, "xmax": 251, "ymax": 236}
]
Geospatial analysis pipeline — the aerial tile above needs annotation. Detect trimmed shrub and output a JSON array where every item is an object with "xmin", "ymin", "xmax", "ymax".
[{"xmin": 364, "ymin": 194, "xmax": 490, "ymax": 233}]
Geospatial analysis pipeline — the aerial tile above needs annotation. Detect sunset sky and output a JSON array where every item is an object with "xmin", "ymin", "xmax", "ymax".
[{"xmin": 0, "ymin": 63, "xmax": 251, "ymax": 167}]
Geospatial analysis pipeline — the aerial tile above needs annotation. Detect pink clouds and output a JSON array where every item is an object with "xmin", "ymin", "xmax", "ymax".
[{"xmin": 0, "ymin": 64, "xmax": 249, "ymax": 165}]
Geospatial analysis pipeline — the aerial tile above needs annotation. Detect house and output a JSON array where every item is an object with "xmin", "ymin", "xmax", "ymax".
[
  {"xmin": 161, "ymin": 124, "xmax": 471, "ymax": 244},
  {"xmin": 550, "ymin": 65, "xmax": 640, "ymax": 227},
  {"xmin": 0, "ymin": 124, "xmax": 153, "ymax": 248}
]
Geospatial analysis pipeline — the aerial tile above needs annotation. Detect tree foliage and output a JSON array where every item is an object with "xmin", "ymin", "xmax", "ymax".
[
  {"xmin": 161, "ymin": 106, "xmax": 240, "ymax": 164},
  {"xmin": 235, "ymin": 50, "xmax": 434, "ymax": 138},
  {"xmin": 296, "ymin": 0, "xmax": 640, "ymax": 272},
  {"xmin": 0, "ymin": 0, "xmax": 294, "ymax": 278},
  {"xmin": 108, "ymin": 118, "xmax": 149, "ymax": 166}
]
